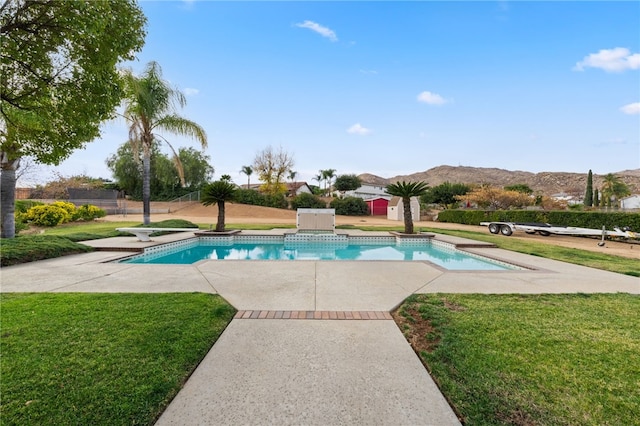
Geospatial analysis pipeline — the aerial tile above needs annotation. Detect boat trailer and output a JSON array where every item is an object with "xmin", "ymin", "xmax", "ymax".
[{"xmin": 480, "ymin": 221, "xmax": 636, "ymax": 246}]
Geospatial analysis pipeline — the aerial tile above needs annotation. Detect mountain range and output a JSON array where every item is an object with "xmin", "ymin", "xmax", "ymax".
[{"xmin": 358, "ymin": 166, "xmax": 640, "ymax": 197}]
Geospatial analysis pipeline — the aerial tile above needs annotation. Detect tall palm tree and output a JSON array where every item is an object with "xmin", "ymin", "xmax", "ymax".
[
  {"xmin": 385, "ymin": 181, "xmax": 429, "ymax": 234},
  {"xmin": 600, "ymin": 173, "xmax": 630, "ymax": 208},
  {"xmin": 240, "ymin": 165, "xmax": 253, "ymax": 188},
  {"xmin": 322, "ymin": 168, "xmax": 336, "ymax": 196},
  {"xmin": 122, "ymin": 61, "xmax": 207, "ymax": 225},
  {"xmin": 201, "ymin": 179, "xmax": 237, "ymax": 232},
  {"xmin": 313, "ymin": 172, "xmax": 323, "ymax": 194}
]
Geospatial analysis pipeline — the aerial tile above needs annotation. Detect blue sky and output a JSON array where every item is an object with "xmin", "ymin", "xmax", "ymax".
[{"xmin": 53, "ymin": 0, "xmax": 639, "ymax": 186}]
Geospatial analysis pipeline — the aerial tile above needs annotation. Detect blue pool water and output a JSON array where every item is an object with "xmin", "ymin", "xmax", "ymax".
[{"xmin": 122, "ymin": 240, "xmax": 515, "ymax": 271}]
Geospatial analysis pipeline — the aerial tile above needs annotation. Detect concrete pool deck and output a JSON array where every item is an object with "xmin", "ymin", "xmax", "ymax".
[{"xmin": 1, "ymin": 230, "xmax": 638, "ymax": 425}]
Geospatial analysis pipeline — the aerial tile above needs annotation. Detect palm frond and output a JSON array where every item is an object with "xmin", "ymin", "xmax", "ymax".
[
  {"xmin": 155, "ymin": 134, "xmax": 186, "ymax": 187},
  {"xmin": 154, "ymin": 114, "xmax": 208, "ymax": 148}
]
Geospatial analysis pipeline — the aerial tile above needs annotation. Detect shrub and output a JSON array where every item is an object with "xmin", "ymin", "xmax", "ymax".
[
  {"xmin": 73, "ymin": 204, "xmax": 106, "ymax": 221},
  {"xmin": 232, "ymin": 189, "xmax": 288, "ymax": 210},
  {"xmin": 234, "ymin": 189, "xmax": 267, "ymax": 206},
  {"xmin": 13, "ymin": 201, "xmax": 43, "ymax": 234},
  {"xmin": 0, "ymin": 235, "xmax": 93, "ymax": 266},
  {"xmin": 437, "ymin": 209, "xmax": 640, "ymax": 230},
  {"xmin": 290, "ymin": 193, "xmax": 326, "ymax": 210},
  {"xmin": 264, "ymin": 193, "xmax": 288, "ymax": 209},
  {"xmin": 51, "ymin": 201, "xmax": 77, "ymax": 216},
  {"xmin": 149, "ymin": 219, "xmax": 199, "ymax": 228},
  {"xmin": 330, "ymin": 197, "xmax": 369, "ymax": 216},
  {"xmin": 15, "ymin": 200, "xmax": 44, "ymax": 213},
  {"xmin": 21, "ymin": 204, "xmax": 72, "ymax": 227}
]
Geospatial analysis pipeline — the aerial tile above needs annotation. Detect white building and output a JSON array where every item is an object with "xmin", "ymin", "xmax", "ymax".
[
  {"xmin": 387, "ymin": 196, "xmax": 420, "ymax": 221},
  {"xmin": 620, "ymin": 194, "xmax": 640, "ymax": 210},
  {"xmin": 345, "ymin": 183, "xmax": 390, "ymax": 200}
]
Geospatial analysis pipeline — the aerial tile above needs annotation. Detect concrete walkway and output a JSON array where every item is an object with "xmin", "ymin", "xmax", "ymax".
[{"xmin": 2, "ymin": 231, "xmax": 638, "ymax": 425}]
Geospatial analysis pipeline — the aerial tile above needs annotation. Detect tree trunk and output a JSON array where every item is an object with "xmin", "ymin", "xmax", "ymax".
[
  {"xmin": 216, "ymin": 200, "xmax": 225, "ymax": 232},
  {"xmin": 142, "ymin": 151, "xmax": 151, "ymax": 225},
  {"xmin": 402, "ymin": 197, "xmax": 413, "ymax": 234},
  {"xmin": 0, "ymin": 157, "xmax": 20, "ymax": 239}
]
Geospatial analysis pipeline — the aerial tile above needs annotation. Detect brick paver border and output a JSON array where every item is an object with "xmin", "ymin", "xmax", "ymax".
[{"xmin": 234, "ymin": 310, "xmax": 393, "ymax": 320}]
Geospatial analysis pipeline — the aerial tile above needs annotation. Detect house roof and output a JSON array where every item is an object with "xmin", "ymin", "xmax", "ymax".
[
  {"xmin": 363, "ymin": 196, "xmax": 390, "ymax": 202},
  {"xmin": 388, "ymin": 196, "xmax": 420, "ymax": 206},
  {"xmin": 389, "ymin": 196, "xmax": 402, "ymax": 206},
  {"xmin": 286, "ymin": 182, "xmax": 310, "ymax": 192}
]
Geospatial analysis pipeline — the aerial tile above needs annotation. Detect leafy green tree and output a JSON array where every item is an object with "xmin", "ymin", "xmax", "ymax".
[
  {"xmin": 330, "ymin": 196, "xmax": 369, "ymax": 216},
  {"xmin": 240, "ymin": 165, "xmax": 253, "ymax": 188},
  {"xmin": 421, "ymin": 182, "xmax": 469, "ymax": 209},
  {"xmin": 584, "ymin": 170, "xmax": 593, "ymax": 207},
  {"xmin": 593, "ymin": 188, "xmax": 600, "ymax": 207},
  {"xmin": 107, "ymin": 143, "xmax": 144, "ymax": 198},
  {"xmin": 291, "ymin": 193, "xmax": 326, "ymax": 210},
  {"xmin": 263, "ymin": 193, "xmax": 288, "ymax": 209},
  {"xmin": 334, "ymin": 174, "xmax": 362, "ymax": 194},
  {"xmin": 309, "ymin": 185, "xmax": 323, "ymax": 196},
  {"xmin": 253, "ymin": 145, "xmax": 294, "ymax": 196},
  {"xmin": 201, "ymin": 179, "xmax": 237, "ymax": 232},
  {"xmin": 233, "ymin": 188, "xmax": 266, "ymax": 206},
  {"xmin": 0, "ymin": 0, "xmax": 146, "ymax": 238},
  {"xmin": 178, "ymin": 147, "xmax": 214, "ymax": 188},
  {"xmin": 600, "ymin": 173, "xmax": 630, "ymax": 208},
  {"xmin": 122, "ymin": 61, "xmax": 207, "ymax": 225},
  {"xmin": 385, "ymin": 181, "xmax": 429, "ymax": 234},
  {"xmin": 107, "ymin": 143, "xmax": 212, "ymax": 200}
]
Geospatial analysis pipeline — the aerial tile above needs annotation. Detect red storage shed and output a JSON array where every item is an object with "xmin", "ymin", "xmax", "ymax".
[{"xmin": 365, "ymin": 197, "xmax": 389, "ymax": 216}]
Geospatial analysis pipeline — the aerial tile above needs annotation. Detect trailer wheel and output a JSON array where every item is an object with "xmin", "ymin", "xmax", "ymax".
[
  {"xmin": 538, "ymin": 230, "xmax": 551, "ymax": 236},
  {"xmin": 488, "ymin": 223, "xmax": 500, "ymax": 234},
  {"xmin": 500, "ymin": 225, "xmax": 513, "ymax": 236}
]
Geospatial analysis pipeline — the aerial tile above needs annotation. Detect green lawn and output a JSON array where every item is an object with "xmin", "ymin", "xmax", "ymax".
[
  {"xmin": 394, "ymin": 293, "xmax": 640, "ymax": 425},
  {"xmin": 1, "ymin": 293, "xmax": 236, "ymax": 425}
]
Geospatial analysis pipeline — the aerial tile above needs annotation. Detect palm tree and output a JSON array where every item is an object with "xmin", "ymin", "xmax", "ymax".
[
  {"xmin": 201, "ymin": 179, "xmax": 237, "ymax": 231},
  {"xmin": 288, "ymin": 170, "xmax": 297, "ymax": 184},
  {"xmin": 322, "ymin": 168, "xmax": 336, "ymax": 197},
  {"xmin": 122, "ymin": 61, "xmax": 207, "ymax": 225},
  {"xmin": 601, "ymin": 173, "xmax": 630, "ymax": 208},
  {"xmin": 385, "ymin": 181, "xmax": 429, "ymax": 234},
  {"xmin": 240, "ymin": 165, "xmax": 253, "ymax": 188},
  {"xmin": 313, "ymin": 172, "xmax": 323, "ymax": 194}
]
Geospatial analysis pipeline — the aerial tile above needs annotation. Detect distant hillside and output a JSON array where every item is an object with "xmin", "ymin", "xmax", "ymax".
[{"xmin": 359, "ymin": 166, "xmax": 640, "ymax": 196}]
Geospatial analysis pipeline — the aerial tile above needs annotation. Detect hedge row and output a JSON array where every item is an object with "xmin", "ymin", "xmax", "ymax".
[
  {"xmin": 437, "ymin": 210, "xmax": 640, "ymax": 230},
  {"xmin": 18, "ymin": 201, "xmax": 106, "ymax": 227}
]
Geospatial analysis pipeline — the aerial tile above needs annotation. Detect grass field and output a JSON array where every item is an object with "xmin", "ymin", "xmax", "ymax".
[
  {"xmin": 394, "ymin": 293, "xmax": 640, "ymax": 425},
  {"xmin": 3, "ymin": 221, "xmax": 638, "ymax": 424},
  {"xmin": 1, "ymin": 293, "xmax": 235, "ymax": 425}
]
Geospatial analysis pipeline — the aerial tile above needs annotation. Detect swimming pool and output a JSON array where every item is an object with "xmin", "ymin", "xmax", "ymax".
[{"xmin": 120, "ymin": 237, "xmax": 517, "ymax": 271}]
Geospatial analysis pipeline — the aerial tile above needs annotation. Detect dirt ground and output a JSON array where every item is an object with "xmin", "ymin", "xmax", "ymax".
[{"xmin": 102, "ymin": 202, "xmax": 640, "ymax": 260}]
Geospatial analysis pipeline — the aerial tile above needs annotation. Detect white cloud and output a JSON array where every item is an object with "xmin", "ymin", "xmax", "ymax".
[
  {"xmin": 347, "ymin": 123, "xmax": 371, "ymax": 135},
  {"xmin": 184, "ymin": 88, "xmax": 199, "ymax": 96},
  {"xmin": 573, "ymin": 47, "xmax": 640, "ymax": 72},
  {"xmin": 620, "ymin": 102, "xmax": 640, "ymax": 115},
  {"xmin": 295, "ymin": 20, "xmax": 338, "ymax": 42},
  {"xmin": 417, "ymin": 91, "xmax": 448, "ymax": 105},
  {"xmin": 359, "ymin": 69, "xmax": 378, "ymax": 75}
]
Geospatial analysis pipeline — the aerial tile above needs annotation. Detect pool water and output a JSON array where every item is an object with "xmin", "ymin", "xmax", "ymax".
[{"xmin": 121, "ymin": 240, "xmax": 515, "ymax": 271}]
